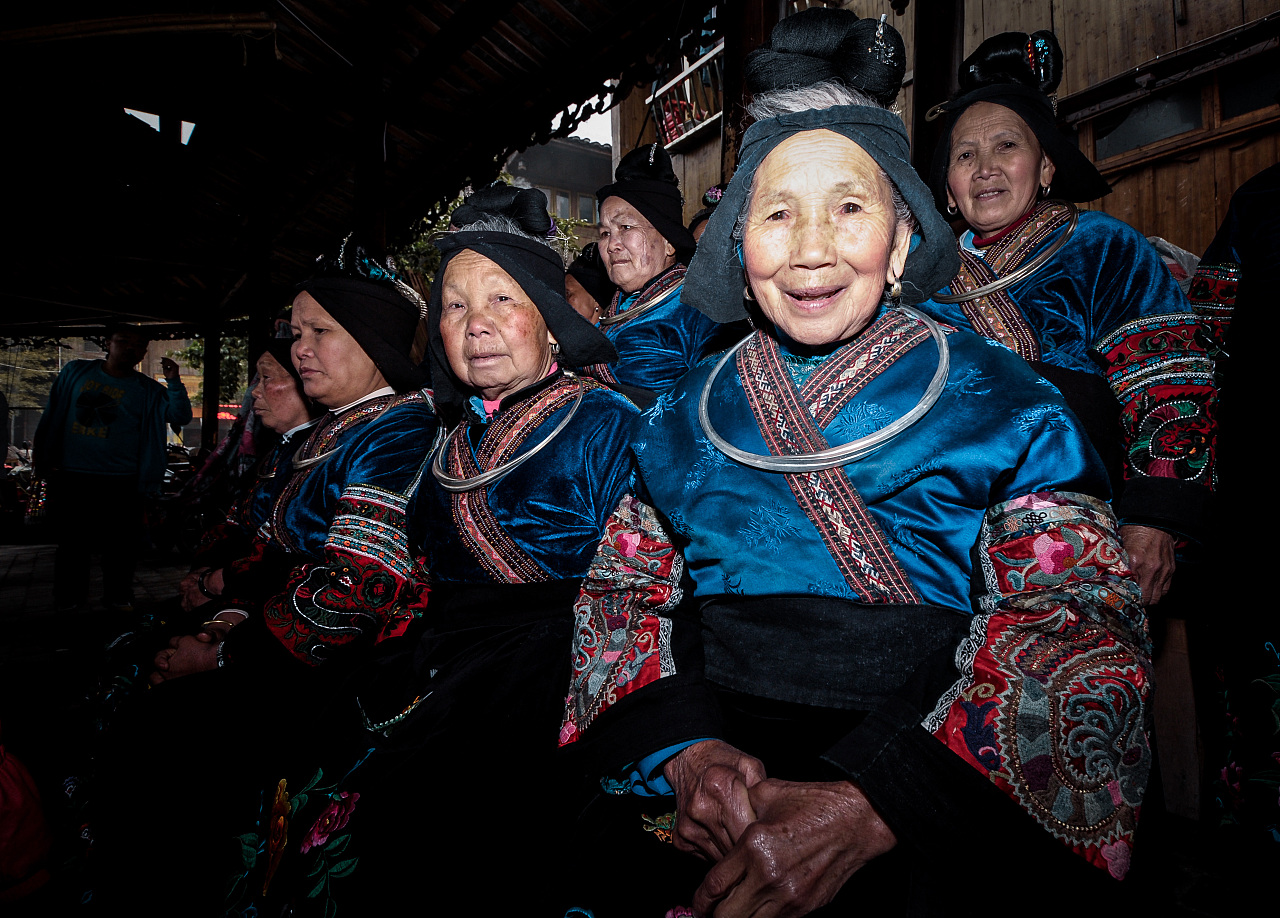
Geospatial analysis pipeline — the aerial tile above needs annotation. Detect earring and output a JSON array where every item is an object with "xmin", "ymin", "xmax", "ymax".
[
  {"xmin": 1040, "ymin": 183, "xmax": 1051, "ymax": 199},
  {"xmin": 550, "ymin": 341, "xmax": 561, "ymax": 357},
  {"xmin": 743, "ymin": 284, "xmax": 756, "ymax": 302},
  {"xmin": 888, "ymin": 278, "xmax": 903, "ymax": 302},
  {"xmin": 946, "ymin": 203, "xmax": 958, "ymax": 216}
]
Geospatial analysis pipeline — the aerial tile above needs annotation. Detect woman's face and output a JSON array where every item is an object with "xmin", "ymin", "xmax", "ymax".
[
  {"xmin": 598, "ymin": 197, "xmax": 677, "ymax": 294},
  {"xmin": 743, "ymin": 131, "xmax": 911, "ymax": 347},
  {"xmin": 565, "ymin": 273, "xmax": 603, "ymax": 324},
  {"xmin": 251, "ymin": 352, "xmax": 312, "ymax": 433},
  {"xmin": 440, "ymin": 250, "xmax": 557, "ymax": 402},
  {"xmin": 945, "ymin": 101, "xmax": 1056, "ymax": 238},
  {"xmin": 290, "ymin": 292, "xmax": 389, "ymax": 409}
]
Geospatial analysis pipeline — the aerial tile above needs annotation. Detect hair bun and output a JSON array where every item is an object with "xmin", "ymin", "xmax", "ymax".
[
  {"xmin": 613, "ymin": 142, "xmax": 680, "ymax": 187},
  {"xmin": 452, "ymin": 184, "xmax": 553, "ymax": 237},
  {"xmin": 745, "ymin": 8, "xmax": 906, "ymax": 108},
  {"xmin": 959, "ymin": 30, "xmax": 1062, "ymax": 96}
]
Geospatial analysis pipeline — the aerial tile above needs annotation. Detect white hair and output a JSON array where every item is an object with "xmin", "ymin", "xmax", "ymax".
[
  {"xmin": 453, "ymin": 214, "xmax": 554, "ymax": 246},
  {"xmin": 734, "ymin": 80, "xmax": 917, "ymax": 239}
]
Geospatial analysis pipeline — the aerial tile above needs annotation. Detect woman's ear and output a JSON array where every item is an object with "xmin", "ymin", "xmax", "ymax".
[
  {"xmin": 1039, "ymin": 154, "xmax": 1057, "ymax": 189},
  {"xmin": 887, "ymin": 221, "xmax": 911, "ymax": 283}
]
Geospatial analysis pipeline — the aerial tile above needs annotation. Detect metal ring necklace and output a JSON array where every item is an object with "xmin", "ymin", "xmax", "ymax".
[
  {"xmin": 698, "ymin": 305, "xmax": 950, "ymax": 473},
  {"xmin": 431, "ymin": 373, "xmax": 586, "ymax": 492},
  {"xmin": 932, "ymin": 202, "xmax": 1078, "ymax": 304},
  {"xmin": 292, "ymin": 399, "xmax": 398, "ymax": 471}
]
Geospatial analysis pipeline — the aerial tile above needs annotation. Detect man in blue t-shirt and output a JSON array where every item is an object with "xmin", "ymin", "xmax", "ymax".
[{"xmin": 34, "ymin": 324, "xmax": 192, "ymax": 611}]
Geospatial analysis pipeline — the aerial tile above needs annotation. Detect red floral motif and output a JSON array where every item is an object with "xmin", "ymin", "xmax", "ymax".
[
  {"xmin": 300, "ymin": 791, "xmax": 360, "ymax": 854},
  {"xmin": 1032, "ymin": 532, "xmax": 1077, "ymax": 575}
]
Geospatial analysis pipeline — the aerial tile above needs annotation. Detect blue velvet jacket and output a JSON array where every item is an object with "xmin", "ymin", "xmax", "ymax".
[
  {"xmin": 584, "ymin": 264, "xmax": 739, "ymax": 396},
  {"xmin": 563, "ymin": 308, "xmax": 1152, "ymax": 878},
  {"xmin": 919, "ymin": 205, "xmax": 1217, "ymax": 536},
  {"xmin": 221, "ymin": 390, "xmax": 437, "ymax": 669},
  {"xmin": 413, "ymin": 371, "xmax": 639, "ymax": 586}
]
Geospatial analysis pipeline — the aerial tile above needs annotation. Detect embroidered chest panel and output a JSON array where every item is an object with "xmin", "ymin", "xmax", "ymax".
[
  {"xmin": 950, "ymin": 201, "xmax": 1074, "ymax": 361},
  {"xmin": 735, "ymin": 313, "xmax": 927, "ymax": 603}
]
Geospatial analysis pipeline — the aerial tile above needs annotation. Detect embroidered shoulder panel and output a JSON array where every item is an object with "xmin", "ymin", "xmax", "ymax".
[
  {"xmin": 561, "ymin": 495, "xmax": 683, "ymax": 745},
  {"xmin": 1093, "ymin": 313, "xmax": 1216, "ymax": 485},
  {"xmin": 927, "ymin": 490, "xmax": 1151, "ymax": 878},
  {"xmin": 1186, "ymin": 261, "xmax": 1239, "ymax": 353}
]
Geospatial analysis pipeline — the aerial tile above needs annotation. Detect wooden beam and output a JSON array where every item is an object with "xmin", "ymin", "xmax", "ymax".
[{"xmin": 1, "ymin": 13, "xmax": 276, "ymax": 44}]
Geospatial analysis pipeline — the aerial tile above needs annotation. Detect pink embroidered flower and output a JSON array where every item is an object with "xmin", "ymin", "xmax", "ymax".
[
  {"xmin": 666, "ymin": 908, "xmax": 696, "ymax": 918},
  {"xmin": 559, "ymin": 721, "xmax": 577, "ymax": 744},
  {"xmin": 1101, "ymin": 840, "xmax": 1131, "ymax": 879},
  {"xmin": 1032, "ymin": 533, "xmax": 1077, "ymax": 575},
  {"xmin": 299, "ymin": 791, "xmax": 360, "ymax": 854},
  {"xmin": 617, "ymin": 531, "xmax": 641, "ymax": 558}
]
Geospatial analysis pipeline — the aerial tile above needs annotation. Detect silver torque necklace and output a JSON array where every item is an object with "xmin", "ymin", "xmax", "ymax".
[
  {"xmin": 292, "ymin": 399, "xmax": 397, "ymax": 471},
  {"xmin": 431, "ymin": 373, "xmax": 586, "ymax": 492},
  {"xmin": 932, "ymin": 202, "xmax": 1079, "ymax": 304},
  {"xmin": 698, "ymin": 306, "xmax": 950, "ymax": 473}
]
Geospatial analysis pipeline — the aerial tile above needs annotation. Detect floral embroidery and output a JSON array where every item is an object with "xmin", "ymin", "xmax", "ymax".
[
  {"xmin": 300, "ymin": 792, "xmax": 360, "ymax": 854},
  {"xmin": 641, "ymin": 810, "xmax": 677, "ymax": 844},
  {"xmin": 929, "ymin": 490, "xmax": 1151, "ymax": 877},
  {"xmin": 262, "ymin": 779, "xmax": 292, "ymax": 895}
]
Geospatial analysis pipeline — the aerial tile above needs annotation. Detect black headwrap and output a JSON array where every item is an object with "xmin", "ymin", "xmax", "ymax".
[
  {"xmin": 297, "ymin": 235, "xmax": 428, "ymax": 392},
  {"xmin": 927, "ymin": 31, "xmax": 1110, "ymax": 211},
  {"xmin": 263, "ymin": 337, "xmax": 303, "ymax": 387},
  {"xmin": 597, "ymin": 143, "xmax": 697, "ymax": 264},
  {"xmin": 684, "ymin": 11, "xmax": 958, "ymax": 323},
  {"xmin": 427, "ymin": 187, "xmax": 617, "ymax": 420},
  {"xmin": 566, "ymin": 243, "xmax": 616, "ymax": 312}
]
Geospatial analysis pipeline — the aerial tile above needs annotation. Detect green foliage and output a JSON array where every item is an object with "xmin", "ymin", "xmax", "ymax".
[
  {"xmin": 0, "ymin": 341, "xmax": 65, "ymax": 409},
  {"xmin": 390, "ymin": 173, "xmax": 589, "ymax": 289},
  {"xmin": 168, "ymin": 336, "xmax": 249, "ymax": 403}
]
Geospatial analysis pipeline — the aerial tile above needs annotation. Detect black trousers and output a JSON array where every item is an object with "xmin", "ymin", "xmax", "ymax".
[{"xmin": 50, "ymin": 470, "xmax": 143, "ymax": 605}]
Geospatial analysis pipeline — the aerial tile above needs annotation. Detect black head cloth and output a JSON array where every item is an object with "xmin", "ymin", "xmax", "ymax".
[
  {"xmin": 297, "ymin": 234, "xmax": 429, "ymax": 393},
  {"xmin": 597, "ymin": 142, "xmax": 697, "ymax": 264},
  {"xmin": 927, "ymin": 30, "xmax": 1110, "ymax": 211},
  {"xmin": 566, "ymin": 242, "xmax": 616, "ymax": 311},
  {"xmin": 262, "ymin": 337, "xmax": 303, "ymax": 387},
  {"xmin": 426, "ymin": 186, "xmax": 617, "ymax": 418},
  {"xmin": 683, "ymin": 10, "xmax": 958, "ymax": 324}
]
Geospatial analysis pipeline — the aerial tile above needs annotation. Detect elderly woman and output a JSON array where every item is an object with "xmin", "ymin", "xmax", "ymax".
[
  {"xmin": 922, "ymin": 31, "xmax": 1217, "ymax": 607},
  {"xmin": 95, "ymin": 239, "xmax": 437, "ymax": 916},
  {"xmin": 583, "ymin": 143, "xmax": 741, "ymax": 396},
  {"xmin": 224, "ymin": 189, "xmax": 639, "ymax": 916},
  {"xmin": 566, "ymin": 241, "xmax": 614, "ymax": 323},
  {"xmin": 561, "ymin": 11, "xmax": 1151, "ymax": 917},
  {"xmin": 179, "ymin": 338, "xmax": 321, "ymax": 612}
]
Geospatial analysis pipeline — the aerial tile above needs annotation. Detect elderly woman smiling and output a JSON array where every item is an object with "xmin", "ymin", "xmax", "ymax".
[
  {"xmin": 562, "ymin": 10, "xmax": 1152, "ymax": 917},
  {"xmin": 923, "ymin": 31, "xmax": 1218, "ymax": 606},
  {"xmin": 238, "ymin": 189, "xmax": 641, "ymax": 916}
]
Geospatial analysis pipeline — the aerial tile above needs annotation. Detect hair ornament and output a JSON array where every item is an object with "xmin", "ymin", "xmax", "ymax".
[{"xmin": 870, "ymin": 14, "xmax": 895, "ymax": 66}]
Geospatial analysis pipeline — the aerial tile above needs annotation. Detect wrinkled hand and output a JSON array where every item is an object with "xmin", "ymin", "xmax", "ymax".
[
  {"xmin": 1120, "ymin": 525, "xmax": 1176, "ymax": 607},
  {"xmin": 663, "ymin": 740, "xmax": 767, "ymax": 862},
  {"xmin": 693, "ymin": 779, "xmax": 896, "ymax": 918},
  {"xmin": 178, "ymin": 569, "xmax": 210, "ymax": 612},
  {"xmin": 150, "ymin": 631, "xmax": 220, "ymax": 684},
  {"xmin": 160, "ymin": 357, "xmax": 180, "ymax": 380}
]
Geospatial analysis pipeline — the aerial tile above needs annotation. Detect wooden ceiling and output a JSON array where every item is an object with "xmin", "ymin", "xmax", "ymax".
[{"xmin": 0, "ymin": 1, "xmax": 715, "ymax": 336}]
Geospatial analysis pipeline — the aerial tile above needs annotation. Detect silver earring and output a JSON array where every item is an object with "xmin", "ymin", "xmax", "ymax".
[
  {"xmin": 946, "ymin": 203, "xmax": 958, "ymax": 216},
  {"xmin": 550, "ymin": 341, "xmax": 561, "ymax": 356},
  {"xmin": 888, "ymin": 278, "xmax": 903, "ymax": 302},
  {"xmin": 743, "ymin": 284, "xmax": 756, "ymax": 302},
  {"xmin": 1040, "ymin": 184, "xmax": 1051, "ymax": 198}
]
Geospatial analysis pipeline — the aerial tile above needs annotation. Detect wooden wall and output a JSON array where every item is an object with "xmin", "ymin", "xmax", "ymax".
[{"xmin": 963, "ymin": 1, "xmax": 1280, "ymax": 97}]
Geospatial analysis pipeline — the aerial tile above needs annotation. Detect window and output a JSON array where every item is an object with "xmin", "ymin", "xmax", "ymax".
[
  {"xmin": 576, "ymin": 194, "xmax": 596, "ymax": 223},
  {"xmin": 1093, "ymin": 86, "xmax": 1202, "ymax": 161}
]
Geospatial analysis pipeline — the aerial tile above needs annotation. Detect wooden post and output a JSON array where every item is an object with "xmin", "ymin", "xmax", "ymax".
[
  {"xmin": 719, "ymin": 0, "xmax": 786, "ymax": 184},
  {"xmin": 909, "ymin": 0, "xmax": 964, "ymax": 176},
  {"xmin": 201, "ymin": 326, "xmax": 222, "ymax": 451}
]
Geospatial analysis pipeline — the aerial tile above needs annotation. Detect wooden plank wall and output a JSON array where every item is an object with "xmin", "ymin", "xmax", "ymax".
[{"xmin": 961, "ymin": 0, "xmax": 1280, "ymax": 252}]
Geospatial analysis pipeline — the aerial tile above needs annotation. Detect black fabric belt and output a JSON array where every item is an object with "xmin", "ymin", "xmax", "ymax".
[{"xmin": 700, "ymin": 594, "xmax": 973, "ymax": 711}]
